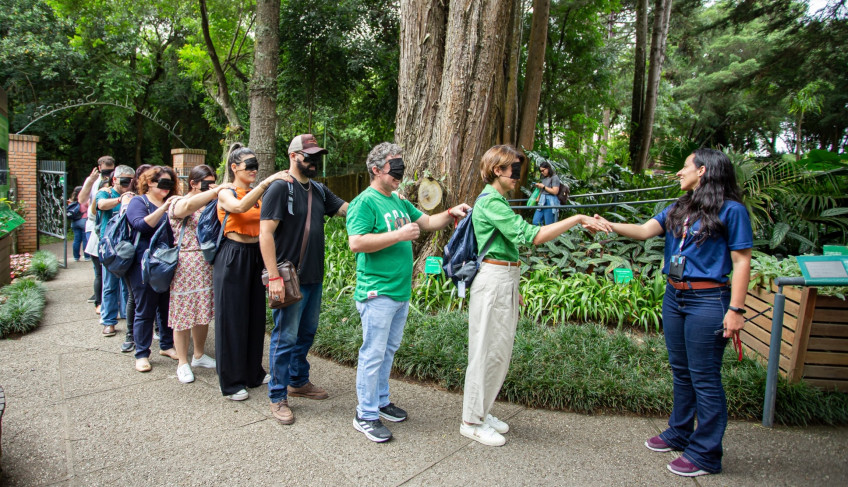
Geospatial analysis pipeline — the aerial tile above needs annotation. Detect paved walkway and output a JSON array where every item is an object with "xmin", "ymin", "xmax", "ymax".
[{"xmin": 1, "ymin": 245, "xmax": 847, "ymax": 486}]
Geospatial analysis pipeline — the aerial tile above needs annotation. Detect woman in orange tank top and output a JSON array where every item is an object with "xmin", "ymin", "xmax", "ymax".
[{"xmin": 214, "ymin": 143, "xmax": 291, "ymax": 401}]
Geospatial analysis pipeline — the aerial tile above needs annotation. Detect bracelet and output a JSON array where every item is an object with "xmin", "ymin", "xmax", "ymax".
[
  {"xmin": 448, "ymin": 207, "xmax": 459, "ymax": 227},
  {"xmin": 728, "ymin": 305, "xmax": 746, "ymax": 315},
  {"xmin": 266, "ymin": 276, "xmax": 282, "ymax": 285}
]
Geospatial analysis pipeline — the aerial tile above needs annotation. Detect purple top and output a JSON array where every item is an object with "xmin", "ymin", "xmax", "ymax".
[{"xmin": 125, "ymin": 195, "xmax": 170, "ymax": 259}]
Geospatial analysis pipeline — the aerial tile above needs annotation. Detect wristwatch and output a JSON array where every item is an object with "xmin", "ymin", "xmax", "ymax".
[{"xmin": 728, "ymin": 305, "xmax": 746, "ymax": 315}]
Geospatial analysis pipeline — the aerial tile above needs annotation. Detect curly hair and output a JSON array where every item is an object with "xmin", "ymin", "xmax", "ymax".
[
  {"xmin": 130, "ymin": 164, "xmax": 152, "ymax": 193},
  {"xmin": 366, "ymin": 142, "xmax": 403, "ymax": 180},
  {"xmin": 136, "ymin": 166, "xmax": 181, "ymax": 198}
]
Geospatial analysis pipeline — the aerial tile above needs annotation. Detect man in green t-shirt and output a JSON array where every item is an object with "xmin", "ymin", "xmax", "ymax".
[{"xmin": 346, "ymin": 142, "xmax": 470, "ymax": 443}]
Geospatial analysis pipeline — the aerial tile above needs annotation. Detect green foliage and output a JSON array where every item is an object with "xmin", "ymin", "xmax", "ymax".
[
  {"xmin": 0, "ymin": 278, "xmax": 47, "ymax": 338},
  {"xmin": 312, "ymin": 299, "xmax": 848, "ymax": 425},
  {"xmin": 25, "ymin": 251, "xmax": 60, "ymax": 281}
]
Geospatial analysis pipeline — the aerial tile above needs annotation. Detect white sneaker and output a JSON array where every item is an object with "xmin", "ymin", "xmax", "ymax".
[
  {"xmin": 460, "ymin": 422, "xmax": 506, "ymax": 446},
  {"xmin": 177, "ymin": 363, "xmax": 195, "ymax": 384},
  {"xmin": 485, "ymin": 414, "xmax": 509, "ymax": 434},
  {"xmin": 227, "ymin": 388, "xmax": 249, "ymax": 401},
  {"xmin": 191, "ymin": 354, "xmax": 216, "ymax": 369},
  {"xmin": 263, "ymin": 373, "xmax": 271, "ymax": 384}
]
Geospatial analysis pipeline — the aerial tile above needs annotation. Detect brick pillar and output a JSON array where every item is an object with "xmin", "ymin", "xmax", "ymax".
[
  {"xmin": 8, "ymin": 134, "xmax": 38, "ymax": 253},
  {"xmin": 171, "ymin": 148, "xmax": 207, "ymax": 180}
]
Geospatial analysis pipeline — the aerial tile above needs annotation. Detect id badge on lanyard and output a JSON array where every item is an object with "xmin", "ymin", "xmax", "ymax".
[{"xmin": 669, "ymin": 216, "xmax": 689, "ymax": 281}]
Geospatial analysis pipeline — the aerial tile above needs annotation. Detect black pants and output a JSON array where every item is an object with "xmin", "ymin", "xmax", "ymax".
[
  {"xmin": 128, "ymin": 261, "xmax": 173, "ymax": 359},
  {"xmin": 214, "ymin": 239, "xmax": 267, "ymax": 395},
  {"xmin": 91, "ymin": 256, "xmax": 102, "ymax": 306}
]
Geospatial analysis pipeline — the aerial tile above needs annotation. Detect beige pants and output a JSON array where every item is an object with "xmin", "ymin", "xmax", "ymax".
[{"xmin": 462, "ymin": 262, "xmax": 519, "ymax": 424}]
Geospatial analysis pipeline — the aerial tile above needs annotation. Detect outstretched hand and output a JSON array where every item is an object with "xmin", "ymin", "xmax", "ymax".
[
  {"xmin": 449, "ymin": 203, "xmax": 472, "ymax": 219},
  {"xmin": 581, "ymin": 214, "xmax": 612, "ymax": 234}
]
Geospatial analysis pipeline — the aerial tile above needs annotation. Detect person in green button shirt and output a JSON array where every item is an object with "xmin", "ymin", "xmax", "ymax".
[
  {"xmin": 347, "ymin": 142, "xmax": 471, "ymax": 443},
  {"xmin": 460, "ymin": 144, "xmax": 608, "ymax": 447}
]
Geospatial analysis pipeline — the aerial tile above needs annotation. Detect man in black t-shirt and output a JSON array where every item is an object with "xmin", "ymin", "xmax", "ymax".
[{"xmin": 259, "ymin": 134, "xmax": 348, "ymax": 424}]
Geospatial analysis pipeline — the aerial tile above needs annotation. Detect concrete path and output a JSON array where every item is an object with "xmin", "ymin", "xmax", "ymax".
[{"xmin": 1, "ymin": 245, "xmax": 847, "ymax": 486}]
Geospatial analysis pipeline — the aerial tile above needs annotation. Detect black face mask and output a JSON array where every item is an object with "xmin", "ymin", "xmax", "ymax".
[
  {"xmin": 118, "ymin": 177, "xmax": 132, "ymax": 188},
  {"xmin": 298, "ymin": 157, "xmax": 318, "ymax": 179},
  {"xmin": 155, "ymin": 178, "xmax": 175, "ymax": 191},
  {"xmin": 387, "ymin": 158, "xmax": 405, "ymax": 180},
  {"xmin": 101, "ymin": 169, "xmax": 114, "ymax": 180},
  {"xmin": 242, "ymin": 157, "xmax": 259, "ymax": 171},
  {"xmin": 199, "ymin": 180, "xmax": 213, "ymax": 191},
  {"xmin": 509, "ymin": 162, "xmax": 522, "ymax": 180}
]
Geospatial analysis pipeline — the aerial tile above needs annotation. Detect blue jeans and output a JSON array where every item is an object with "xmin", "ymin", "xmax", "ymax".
[
  {"xmin": 71, "ymin": 219, "xmax": 87, "ymax": 260},
  {"xmin": 268, "ymin": 283, "xmax": 323, "ymax": 402},
  {"xmin": 532, "ymin": 208, "xmax": 556, "ymax": 225},
  {"xmin": 659, "ymin": 283, "xmax": 730, "ymax": 473},
  {"xmin": 100, "ymin": 265, "xmax": 128, "ymax": 327},
  {"xmin": 355, "ymin": 296, "xmax": 409, "ymax": 420}
]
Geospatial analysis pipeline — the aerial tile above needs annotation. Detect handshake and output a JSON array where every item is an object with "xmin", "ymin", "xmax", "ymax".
[{"xmin": 580, "ymin": 214, "xmax": 614, "ymax": 234}]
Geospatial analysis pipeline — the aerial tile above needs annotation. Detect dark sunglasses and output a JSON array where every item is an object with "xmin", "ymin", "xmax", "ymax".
[
  {"xmin": 118, "ymin": 177, "xmax": 132, "ymax": 187},
  {"xmin": 153, "ymin": 178, "xmax": 175, "ymax": 191},
  {"xmin": 242, "ymin": 157, "xmax": 259, "ymax": 171}
]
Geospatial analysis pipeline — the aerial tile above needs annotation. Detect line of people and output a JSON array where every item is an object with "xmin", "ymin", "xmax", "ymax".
[{"xmin": 76, "ymin": 141, "xmax": 749, "ymax": 478}]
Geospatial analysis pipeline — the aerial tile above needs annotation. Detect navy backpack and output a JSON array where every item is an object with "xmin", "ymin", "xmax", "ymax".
[
  {"xmin": 141, "ymin": 219, "xmax": 184, "ymax": 293},
  {"xmin": 442, "ymin": 194, "xmax": 495, "ymax": 298},
  {"xmin": 195, "ymin": 188, "xmax": 237, "ymax": 263},
  {"xmin": 98, "ymin": 211, "xmax": 139, "ymax": 277}
]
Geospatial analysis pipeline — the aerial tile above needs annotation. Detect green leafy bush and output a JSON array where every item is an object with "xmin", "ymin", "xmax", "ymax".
[
  {"xmin": 312, "ymin": 300, "xmax": 848, "ymax": 425},
  {"xmin": 0, "ymin": 278, "xmax": 47, "ymax": 338},
  {"xmin": 25, "ymin": 251, "xmax": 59, "ymax": 281}
]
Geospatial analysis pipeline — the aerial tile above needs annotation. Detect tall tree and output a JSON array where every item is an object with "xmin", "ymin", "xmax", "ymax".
[
  {"xmin": 628, "ymin": 0, "xmax": 648, "ymax": 166},
  {"xmin": 248, "ymin": 0, "xmax": 279, "ymax": 180},
  {"xmin": 396, "ymin": 0, "xmax": 531, "ymax": 260},
  {"xmin": 633, "ymin": 0, "xmax": 672, "ymax": 172},
  {"xmin": 514, "ymin": 0, "xmax": 551, "ymax": 197}
]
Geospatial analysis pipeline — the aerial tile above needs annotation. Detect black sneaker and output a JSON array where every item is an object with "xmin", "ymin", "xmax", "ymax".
[
  {"xmin": 379, "ymin": 403, "xmax": 407, "ymax": 422},
  {"xmin": 120, "ymin": 339, "xmax": 135, "ymax": 353},
  {"xmin": 87, "ymin": 295, "xmax": 96, "ymax": 303},
  {"xmin": 353, "ymin": 414, "xmax": 392, "ymax": 442}
]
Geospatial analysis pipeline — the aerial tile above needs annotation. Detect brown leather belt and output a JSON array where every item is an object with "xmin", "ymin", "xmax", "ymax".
[
  {"xmin": 667, "ymin": 279, "xmax": 728, "ymax": 290},
  {"xmin": 482, "ymin": 258, "xmax": 520, "ymax": 267}
]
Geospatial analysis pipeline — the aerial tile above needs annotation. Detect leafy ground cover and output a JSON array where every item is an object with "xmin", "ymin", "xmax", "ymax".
[
  {"xmin": 312, "ymin": 299, "xmax": 848, "ymax": 426},
  {"xmin": 11, "ymin": 251, "xmax": 60, "ymax": 281},
  {"xmin": 0, "ymin": 278, "xmax": 47, "ymax": 338},
  {"xmin": 304, "ymin": 219, "xmax": 848, "ymax": 426}
]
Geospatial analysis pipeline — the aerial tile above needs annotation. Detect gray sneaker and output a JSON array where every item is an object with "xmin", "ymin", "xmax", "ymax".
[{"xmin": 353, "ymin": 414, "xmax": 392, "ymax": 442}]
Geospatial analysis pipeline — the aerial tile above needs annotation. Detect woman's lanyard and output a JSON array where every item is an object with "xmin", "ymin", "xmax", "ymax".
[{"xmin": 676, "ymin": 216, "xmax": 690, "ymax": 254}]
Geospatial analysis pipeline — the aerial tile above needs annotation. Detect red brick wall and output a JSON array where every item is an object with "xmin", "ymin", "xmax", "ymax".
[
  {"xmin": 171, "ymin": 148, "xmax": 207, "ymax": 183},
  {"xmin": 8, "ymin": 134, "xmax": 38, "ymax": 252}
]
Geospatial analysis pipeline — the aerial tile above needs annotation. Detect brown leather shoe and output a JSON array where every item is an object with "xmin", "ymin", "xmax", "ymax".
[
  {"xmin": 287, "ymin": 382, "xmax": 329, "ymax": 400},
  {"xmin": 270, "ymin": 400, "xmax": 294, "ymax": 424}
]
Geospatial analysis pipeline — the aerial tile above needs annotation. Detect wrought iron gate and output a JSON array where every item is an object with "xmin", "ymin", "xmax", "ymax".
[{"xmin": 36, "ymin": 159, "xmax": 68, "ymax": 267}]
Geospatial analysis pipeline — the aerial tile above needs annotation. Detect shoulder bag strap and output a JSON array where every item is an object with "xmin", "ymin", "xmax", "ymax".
[
  {"xmin": 215, "ymin": 188, "xmax": 237, "ymax": 251},
  {"xmin": 297, "ymin": 184, "xmax": 313, "ymax": 274}
]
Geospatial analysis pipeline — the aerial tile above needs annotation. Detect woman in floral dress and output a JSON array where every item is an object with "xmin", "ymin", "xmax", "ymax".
[{"xmin": 167, "ymin": 164, "xmax": 230, "ymax": 383}]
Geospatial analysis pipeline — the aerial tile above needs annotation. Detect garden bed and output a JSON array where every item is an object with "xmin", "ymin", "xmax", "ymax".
[{"xmin": 742, "ymin": 284, "xmax": 848, "ymax": 392}]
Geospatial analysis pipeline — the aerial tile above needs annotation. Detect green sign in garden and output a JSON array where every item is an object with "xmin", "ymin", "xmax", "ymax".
[{"xmin": 0, "ymin": 206, "xmax": 25, "ymax": 237}]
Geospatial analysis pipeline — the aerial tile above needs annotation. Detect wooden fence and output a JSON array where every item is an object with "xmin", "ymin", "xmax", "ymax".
[
  {"xmin": 742, "ymin": 284, "xmax": 848, "ymax": 392},
  {"xmin": 316, "ymin": 172, "xmax": 369, "ymax": 203}
]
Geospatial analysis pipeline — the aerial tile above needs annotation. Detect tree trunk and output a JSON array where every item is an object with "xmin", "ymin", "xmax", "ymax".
[
  {"xmin": 199, "ymin": 0, "xmax": 243, "ymax": 137},
  {"xmin": 628, "ymin": 0, "xmax": 648, "ymax": 169},
  {"xmin": 514, "ymin": 0, "xmax": 551, "ymax": 199},
  {"xmin": 597, "ymin": 11, "xmax": 616, "ymax": 166},
  {"xmin": 249, "ymin": 0, "xmax": 280, "ymax": 181},
  {"xmin": 634, "ymin": 0, "xmax": 673, "ymax": 172},
  {"xmin": 396, "ymin": 0, "xmax": 518, "ymax": 268},
  {"xmin": 502, "ymin": 0, "xmax": 523, "ymax": 146}
]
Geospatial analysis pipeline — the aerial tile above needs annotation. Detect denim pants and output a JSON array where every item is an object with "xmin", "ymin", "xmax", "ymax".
[
  {"xmin": 71, "ymin": 219, "xmax": 88, "ymax": 260},
  {"xmin": 659, "ymin": 283, "xmax": 730, "ymax": 473},
  {"xmin": 268, "ymin": 283, "xmax": 323, "ymax": 402},
  {"xmin": 355, "ymin": 296, "xmax": 410, "ymax": 420},
  {"xmin": 532, "ymin": 208, "xmax": 556, "ymax": 225},
  {"xmin": 100, "ymin": 265, "xmax": 128, "ymax": 327}
]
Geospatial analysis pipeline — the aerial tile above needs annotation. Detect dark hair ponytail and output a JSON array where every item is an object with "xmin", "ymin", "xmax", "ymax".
[
  {"xmin": 188, "ymin": 164, "xmax": 216, "ymax": 188},
  {"xmin": 226, "ymin": 142, "xmax": 255, "ymax": 180},
  {"xmin": 667, "ymin": 148, "xmax": 743, "ymax": 245}
]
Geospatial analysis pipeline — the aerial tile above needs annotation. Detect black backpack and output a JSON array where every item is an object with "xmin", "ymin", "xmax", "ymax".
[
  {"xmin": 66, "ymin": 202, "xmax": 84, "ymax": 221},
  {"xmin": 556, "ymin": 182, "xmax": 570, "ymax": 205}
]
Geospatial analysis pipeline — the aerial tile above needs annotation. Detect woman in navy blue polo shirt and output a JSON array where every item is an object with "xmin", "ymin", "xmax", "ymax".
[{"xmin": 594, "ymin": 148, "xmax": 752, "ymax": 477}]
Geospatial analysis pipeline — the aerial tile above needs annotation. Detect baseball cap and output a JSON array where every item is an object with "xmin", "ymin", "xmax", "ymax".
[{"xmin": 288, "ymin": 134, "xmax": 328, "ymax": 155}]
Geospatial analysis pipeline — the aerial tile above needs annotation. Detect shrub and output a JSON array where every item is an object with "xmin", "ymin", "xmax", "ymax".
[
  {"xmin": 312, "ymin": 300, "xmax": 848, "ymax": 426},
  {"xmin": 0, "ymin": 278, "xmax": 47, "ymax": 338},
  {"xmin": 26, "ymin": 251, "xmax": 59, "ymax": 281}
]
